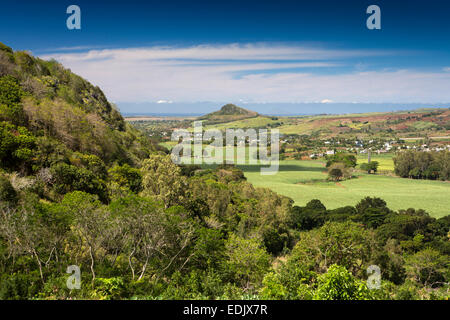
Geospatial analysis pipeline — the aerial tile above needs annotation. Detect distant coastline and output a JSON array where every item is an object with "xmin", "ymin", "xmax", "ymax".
[
  {"xmin": 123, "ymin": 106, "xmax": 450, "ymax": 119},
  {"xmin": 119, "ymin": 102, "xmax": 450, "ymax": 118}
]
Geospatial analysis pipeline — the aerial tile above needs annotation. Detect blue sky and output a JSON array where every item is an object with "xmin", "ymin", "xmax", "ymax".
[{"xmin": 1, "ymin": 0, "xmax": 450, "ymax": 114}]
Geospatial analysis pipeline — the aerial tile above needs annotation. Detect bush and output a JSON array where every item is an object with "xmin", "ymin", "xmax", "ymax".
[
  {"xmin": 260, "ymin": 260, "xmax": 316, "ymax": 300},
  {"xmin": 0, "ymin": 175, "xmax": 17, "ymax": 205},
  {"xmin": 108, "ymin": 163, "xmax": 142, "ymax": 193},
  {"xmin": 0, "ymin": 42, "xmax": 13, "ymax": 55},
  {"xmin": 329, "ymin": 167, "xmax": 343, "ymax": 181},
  {"xmin": 327, "ymin": 162, "xmax": 351, "ymax": 181},
  {"xmin": 259, "ymin": 272, "xmax": 288, "ymax": 300},
  {"xmin": 0, "ymin": 122, "xmax": 36, "ymax": 170},
  {"xmin": 290, "ymin": 221, "xmax": 376, "ymax": 276},
  {"xmin": 263, "ymin": 227, "xmax": 288, "ymax": 255},
  {"xmin": 92, "ymin": 277, "xmax": 127, "ymax": 300},
  {"xmin": 50, "ymin": 162, "xmax": 108, "ymax": 202},
  {"xmin": 305, "ymin": 199, "xmax": 326, "ymax": 211},
  {"xmin": 326, "ymin": 153, "xmax": 357, "ymax": 168},
  {"xmin": 360, "ymin": 161, "xmax": 379, "ymax": 174},
  {"xmin": 289, "ymin": 200, "xmax": 327, "ymax": 231},
  {"xmin": 405, "ymin": 248, "xmax": 449, "ymax": 287},
  {"xmin": 0, "ymin": 272, "xmax": 42, "ymax": 300},
  {"xmin": 0, "ymin": 75, "xmax": 27, "ymax": 126},
  {"xmin": 0, "ymin": 75, "xmax": 22, "ymax": 105},
  {"xmin": 313, "ymin": 265, "xmax": 373, "ymax": 300},
  {"xmin": 224, "ymin": 234, "xmax": 271, "ymax": 288}
]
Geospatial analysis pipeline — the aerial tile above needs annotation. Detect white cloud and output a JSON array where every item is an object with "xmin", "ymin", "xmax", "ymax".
[
  {"xmin": 39, "ymin": 44, "xmax": 450, "ymax": 103},
  {"xmin": 321, "ymin": 99, "xmax": 333, "ymax": 103},
  {"xmin": 156, "ymin": 100, "xmax": 173, "ymax": 104},
  {"xmin": 43, "ymin": 43, "xmax": 388, "ymax": 63},
  {"xmin": 443, "ymin": 67, "xmax": 450, "ymax": 72}
]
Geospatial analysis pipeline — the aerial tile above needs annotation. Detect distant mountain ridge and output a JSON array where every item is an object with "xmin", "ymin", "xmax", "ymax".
[{"xmin": 198, "ymin": 103, "xmax": 258, "ymax": 124}]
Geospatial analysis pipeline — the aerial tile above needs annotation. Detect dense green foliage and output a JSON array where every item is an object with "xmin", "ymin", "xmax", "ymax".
[
  {"xmin": 0, "ymin": 174, "xmax": 17, "ymax": 204},
  {"xmin": 394, "ymin": 150, "xmax": 450, "ymax": 180},
  {"xmin": 360, "ymin": 161, "xmax": 379, "ymax": 174},
  {"xmin": 1, "ymin": 159, "xmax": 448, "ymax": 300},
  {"xmin": 0, "ymin": 122, "xmax": 35, "ymax": 172},
  {"xmin": 325, "ymin": 153, "xmax": 357, "ymax": 168}
]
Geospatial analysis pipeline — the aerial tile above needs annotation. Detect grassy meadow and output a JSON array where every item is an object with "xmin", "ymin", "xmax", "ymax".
[
  {"xmin": 356, "ymin": 153, "xmax": 395, "ymax": 172},
  {"xmin": 161, "ymin": 143, "xmax": 449, "ymax": 218},
  {"xmin": 240, "ymin": 159, "xmax": 450, "ymax": 218}
]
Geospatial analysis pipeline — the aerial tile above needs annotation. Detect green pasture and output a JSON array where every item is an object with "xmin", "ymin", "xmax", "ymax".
[
  {"xmin": 356, "ymin": 153, "xmax": 395, "ymax": 172},
  {"xmin": 162, "ymin": 142, "xmax": 448, "ymax": 218},
  {"xmin": 240, "ymin": 160, "xmax": 449, "ymax": 218}
]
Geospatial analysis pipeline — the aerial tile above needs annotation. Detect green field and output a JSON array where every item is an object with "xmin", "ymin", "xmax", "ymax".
[
  {"xmin": 356, "ymin": 153, "xmax": 395, "ymax": 172},
  {"xmin": 239, "ymin": 160, "xmax": 450, "ymax": 218},
  {"xmin": 162, "ymin": 143, "xmax": 448, "ymax": 218}
]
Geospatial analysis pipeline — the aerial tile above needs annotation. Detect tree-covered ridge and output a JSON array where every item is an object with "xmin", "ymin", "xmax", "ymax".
[
  {"xmin": 0, "ymin": 43, "xmax": 123, "ymax": 130},
  {"xmin": 0, "ymin": 42, "xmax": 162, "ymax": 173}
]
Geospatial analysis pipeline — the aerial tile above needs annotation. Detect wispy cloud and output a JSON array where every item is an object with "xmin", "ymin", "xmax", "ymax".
[
  {"xmin": 39, "ymin": 43, "xmax": 450, "ymax": 103},
  {"xmin": 157, "ymin": 100, "xmax": 173, "ymax": 104},
  {"xmin": 42, "ymin": 43, "xmax": 391, "ymax": 62},
  {"xmin": 37, "ymin": 45, "xmax": 110, "ymax": 53}
]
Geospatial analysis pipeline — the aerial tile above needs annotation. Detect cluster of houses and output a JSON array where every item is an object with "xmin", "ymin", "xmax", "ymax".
[
  {"xmin": 308, "ymin": 139, "xmax": 450, "ymax": 159},
  {"xmin": 401, "ymin": 144, "xmax": 450, "ymax": 152},
  {"xmin": 358, "ymin": 140, "xmax": 450, "ymax": 154}
]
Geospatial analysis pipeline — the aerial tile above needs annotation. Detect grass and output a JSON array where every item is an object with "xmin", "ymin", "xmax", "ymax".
[
  {"xmin": 159, "ymin": 141, "xmax": 178, "ymax": 150},
  {"xmin": 239, "ymin": 160, "xmax": 450, "ymax": 218}
]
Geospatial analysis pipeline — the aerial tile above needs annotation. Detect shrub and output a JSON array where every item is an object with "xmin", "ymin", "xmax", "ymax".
[
  {"xmin": 0, "ymin": 122, "xmax": 36, "ymax": 170},
  {"xmin": 259, "ymin": 272, "xmax": 288, "ymax": 300},
  {"xmin": 313, "ymin": 264, "xmax": 373, "ymax": 300},
  {"xmin": 0, "ymin": 75, "xmax": 22, "ymax": 105},
  {"xmin": 405, "ymin": 248, "xmax": 449, "ymax": 287},
  {"xmin": 326, "ymin": 153, "xmax": 357, "ymax": 168},
  {"xmin": 263, "ymin": 227, "xmax": 288, "ymax": 255},
  {"xmin": 108, "ymin": 163, "xmax": 142, "ymax": 193},
  {"xmin": 224, "ymin": 234, "xmax": 271, "ymax": 288},
  {"xmin": 50, "ymin": 162, "xmax": 108, "ymax": 202},
  {"xmin": 360, "ymin": 161, "xmax": 379, "ymax": 174},
  {"xmin": 92, "ymin": 277, "xmax": 127, "ymax": 300},
  {"xmin": 290, "ymin": 221, "xmax": 376, "ymax": 276},
  {"xmin": 0, "ymin": 175, "xmax": 17, "ymax": 205},
  {"xmin": 327, "ymin": 162, "xmax": 351, "ymax": 181},
  {"xmin": 0, "ymin": 272, "xmax": 42, "ymax": 300}
]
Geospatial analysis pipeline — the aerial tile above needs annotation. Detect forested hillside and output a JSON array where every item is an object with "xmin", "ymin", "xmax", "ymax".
[{"xmin": 0, "ymin": 43, "xmax": 448, "ymax": 300}]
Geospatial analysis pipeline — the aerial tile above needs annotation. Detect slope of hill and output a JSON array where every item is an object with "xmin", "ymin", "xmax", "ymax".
[
  {"xmin": 198, "ymin": 103, "xmax": 258, "ymax": 124},
  {"xmin": 0, "ymin": 42, "xmax": 158, "ymax": 171}
]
